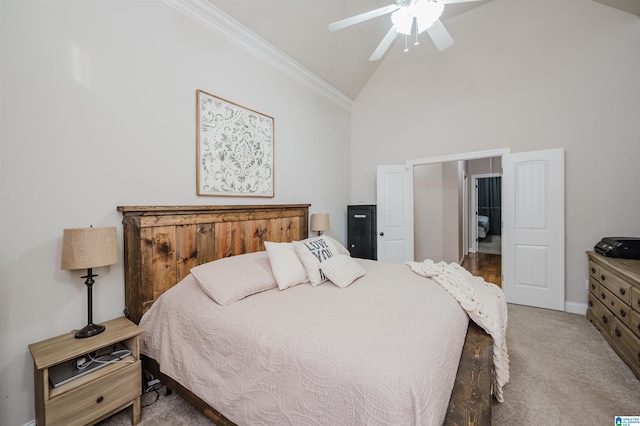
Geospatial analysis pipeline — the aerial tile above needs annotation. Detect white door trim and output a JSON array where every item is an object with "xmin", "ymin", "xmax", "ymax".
[
  {"xmin": 409, "ymin": 148, "xmax": 511, "ymax": 166},
  {"xmin": 470, "ymin": 172, "xmax": 502, "ymax": 253}
]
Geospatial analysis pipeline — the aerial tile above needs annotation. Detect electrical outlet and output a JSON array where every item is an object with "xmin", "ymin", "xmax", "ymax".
[{"xmin": 585, "ymin": 279, "xmax": 589, "ymax": 290}]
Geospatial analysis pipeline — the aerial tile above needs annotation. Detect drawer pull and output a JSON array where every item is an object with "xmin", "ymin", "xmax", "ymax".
[
  {"xmin": 620, "ymin": 309, "xmax": 627, "ymax": 317},
  {"xmin": 601, "ymin": 292, "xmax": 606, "ymax": 299},
  {"xmin": 591, "ymin": 267, "xmax": 596, "ymax": 273},
  {"xmin": 601, "ymin": 274, "xmax": 606, "ymax": 281},
  {"xmin": 615, "ymin": 328, "xmax": 622, "ymax": 337},
  {"xmin": 588, "ymin": 301, "xmax": 593, "ymax": 307},
  {"xmin": 591, "ymin": 283, "xmax": 596, "ymax": 290},
  {"xmin": 619, "ymin": 288, "xmax": 626, "ymax": 296},
  {"xmin": 97, "ymin": 396, "xmax": 104, "ymax": 403},
  {"xmin": 602, "ymin": 315, "xmax": 608, "ymax": 324}
]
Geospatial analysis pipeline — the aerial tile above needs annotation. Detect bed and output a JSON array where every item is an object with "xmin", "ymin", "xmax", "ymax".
[
  {"xmin": 118, "ymin": 204, "xmax": 494, "ymax": 426},
  {"xmin": 478, "ymin": 215, "xmax": 490, "ymax": 239}
]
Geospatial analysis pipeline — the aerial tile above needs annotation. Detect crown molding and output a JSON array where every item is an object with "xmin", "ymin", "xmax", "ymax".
[{"xmin": 162, "ymin": 0, "xmax": 353, "ymax": 110}]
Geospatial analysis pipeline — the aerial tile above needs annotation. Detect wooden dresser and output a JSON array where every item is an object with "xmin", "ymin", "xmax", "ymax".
[{"xmin": 586, "ymin": 251, "xmax": 640, "ymax": 378}]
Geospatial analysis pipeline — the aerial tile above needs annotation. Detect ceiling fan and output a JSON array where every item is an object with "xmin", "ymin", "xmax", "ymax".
[{"xmin": 329, "ymin": 0, "xmax": 483, "ymax": 61}]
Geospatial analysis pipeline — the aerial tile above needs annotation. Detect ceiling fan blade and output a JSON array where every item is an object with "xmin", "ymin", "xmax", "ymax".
[
  {"xmin": 369, "ymin": 26, "xmax": 399, "ymax": 61},
  {"xmin": 329, "ymin": 4, "xmax": 399, "ymax": 32},
  {"xmin": 426, "ymin": 20, "xmax": 454, "ymax": 51},
  {"xmin": 443, "ymin": 0, "xmax": 484, "ymax": 4}
]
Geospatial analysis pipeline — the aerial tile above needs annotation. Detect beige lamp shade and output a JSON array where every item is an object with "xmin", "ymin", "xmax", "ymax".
[
  {"xmin": 61, "ymin": 227, "xmax": 118, "ymax": 270},
  {"xmin": 310, "ymin": 213, "xmax": 330, "ymax": 233}
]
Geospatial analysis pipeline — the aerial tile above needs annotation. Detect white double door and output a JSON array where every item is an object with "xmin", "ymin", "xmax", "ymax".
[{"xmin": 377, "ymin": 148, "xmax": 565, "ymax": 311}]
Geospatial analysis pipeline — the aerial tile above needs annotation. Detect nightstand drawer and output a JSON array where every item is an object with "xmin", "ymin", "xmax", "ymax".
[{"xmin": 46, "ymin": 360, "xmax": 140, "ymax": 425}]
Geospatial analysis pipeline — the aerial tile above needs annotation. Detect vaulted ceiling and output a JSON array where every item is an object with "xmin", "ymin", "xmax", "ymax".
[{"xmin": 199, "ymin": 0, "xmax": 640, "ymax": 100}]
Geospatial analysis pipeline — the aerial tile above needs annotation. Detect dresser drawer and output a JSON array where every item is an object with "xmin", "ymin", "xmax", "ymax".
[
  {"xmin": 612, "ymin": 318, "xmax": 640, "ymax": 373},
  {"xmin": 597, "ymin": 268, "xmax": 632, "ymax": 305},
  {"xmin": 45, "ymin": 360, "xmax": 140, "ymax": 425},
  {"xmin": 631, "ymin": 310, "xmax": 640, "ymax": 340},
  {"xmin": 632, "ymin": 286, "xmax": 640, "ymax": 312},
  {"xmin": 588, "ymin": 260, "xmax": 600, "ymax": 281},
  {"xmin": 599, "ymin": 286, "xmax": 632, "ymax": 327},
  {"xmin": 588, "ymin": 294, "xmax": 612, "ymax": 335}
]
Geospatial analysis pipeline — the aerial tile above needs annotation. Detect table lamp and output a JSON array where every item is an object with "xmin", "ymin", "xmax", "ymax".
[
  {"xmin": 61, "ymin": 226, "xmax": 117, "ymax": 338},
  {"xmin": 310, "ymin": 213, "xmax": 330, "ymax": 236}
]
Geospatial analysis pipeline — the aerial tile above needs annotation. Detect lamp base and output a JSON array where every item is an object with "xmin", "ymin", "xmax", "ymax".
[{"xmin": 75, "ymin": 323, "xmax": 105, "ymax": 339}]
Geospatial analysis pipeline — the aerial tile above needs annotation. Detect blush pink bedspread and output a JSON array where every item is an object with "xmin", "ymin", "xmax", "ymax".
[{"xmin": 140, "ymin": 259, "xmax": 469, "ymax": 426}]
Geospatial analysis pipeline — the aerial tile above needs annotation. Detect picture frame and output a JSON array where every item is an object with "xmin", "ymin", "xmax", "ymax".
[{"xmin": 196, "ymin": 90, "xmax": 274, "ymax": 197}]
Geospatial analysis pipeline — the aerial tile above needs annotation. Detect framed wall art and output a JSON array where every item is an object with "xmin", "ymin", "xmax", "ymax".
[{"xmin": 196, "ymin": 90, "xmax": 274, "ymax": 197}]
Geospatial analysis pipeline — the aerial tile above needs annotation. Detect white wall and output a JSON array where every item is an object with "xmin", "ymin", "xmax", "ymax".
[
  {"xmin": 351, "ymin": 0, "xmax": 640, "ymax": 307},
  {"xmin": 0, "ymin": 2, "xmax": 350, "ymax": 425},
  {"xmin": 414, "ymin": 163, "xmax": 444, "ymax": 261}
]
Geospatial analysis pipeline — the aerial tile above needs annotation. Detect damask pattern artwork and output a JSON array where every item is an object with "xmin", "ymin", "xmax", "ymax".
[{"xmin": 197, "ymin": 90, "xmax": 274, "ymax": 197}]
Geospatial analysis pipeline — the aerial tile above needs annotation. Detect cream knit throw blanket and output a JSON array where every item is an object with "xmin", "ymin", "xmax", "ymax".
[{"xmin": 405, "ymin": 259, "xmax": 509, "ymax": 402}]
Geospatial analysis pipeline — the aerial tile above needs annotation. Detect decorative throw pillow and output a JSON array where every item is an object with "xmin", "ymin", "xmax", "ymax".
[
  {"xmin": 293, "ymin": 236, "xmax": 339, "ymax": 286},
  {"xmin": 191, "ymin": 251, "xmax": 277, "ymax": 305},
  {"xmin": 264, "ymin": 241, "xmax": 309, "ymax": 290},
  {"xmin": 320, "ymin": 254, "xmax": 366, "ymax": 289}
]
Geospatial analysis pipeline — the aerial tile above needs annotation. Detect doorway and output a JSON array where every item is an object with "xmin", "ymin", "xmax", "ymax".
[
  {"xmin": 475, "ymin": 176, "xmax": 502, "ymax": 255},
  {"xmin": 381, "ymin": 147, "xmax": 566, "ymax": 311}
]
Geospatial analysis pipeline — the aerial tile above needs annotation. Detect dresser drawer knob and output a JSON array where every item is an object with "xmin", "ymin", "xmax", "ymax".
[
  {"xmin": 615, "ymin": 328, "xmax": 622, "ymax": 337},
  {"xmin": 603, "ymin": 315, "xmax": 608, "ymax": 324},
  {"xmin": 601, "ymin": 274, "xmax": 606, "ymax": 281},
  {"xmin": 619, "ymin": 288, "xmax": 626, "ymax": 296},
  {"xmin": 591, "ymin": 283, "xmax": 596, "ymax": 290},
  {"xmin": 591, "ymin": 267, "xmax": 596, "ymax": 273},
  {"xmin": 97, "ymin": 396, "xmax": 104, "ymax": 403},
  {"xmin": 601, "ymin": 292, "xmax": 606, "ymax": 300},
  {"xmin": 620, "ymin": 309, "xmax": 627, "ymax": 317},
  {"xmin": 588, "ymin": 301, "xmax": 593, "ymax": 307}
]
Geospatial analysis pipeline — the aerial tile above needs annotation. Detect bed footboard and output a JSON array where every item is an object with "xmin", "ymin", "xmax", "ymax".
[{"xmin": 444, "ymin": 320, "xmax": 493, "ymax": 426}]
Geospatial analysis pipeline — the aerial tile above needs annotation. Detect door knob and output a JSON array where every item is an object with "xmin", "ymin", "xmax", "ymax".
[{"xmin": 379, "ymin": 232, "xmax": 384, "ymax": 236}]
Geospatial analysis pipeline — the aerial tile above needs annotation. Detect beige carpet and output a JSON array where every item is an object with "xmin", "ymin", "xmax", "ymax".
[{"xmin": 99, "ymin": 303, "xmax": 640, "ymax": 425}]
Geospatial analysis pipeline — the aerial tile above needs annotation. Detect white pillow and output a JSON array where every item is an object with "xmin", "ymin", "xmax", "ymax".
[
  {"xmin": 293, "ymin": 236, "xmax": 339, "ymax": 286},
  {"xmin": 264, "ymin": 241, "xmax": 309, "ymax": 290},
  {"xmin": 323, "ymin": 235, "xmax": 350, "ymax": 256},
  {"xmin": 320, "ymin": 254, "xmax": 366, "ymax": 288},
  {"xmin": 191, "ymin": 251, "xmax": 277, "ymax": 305}
]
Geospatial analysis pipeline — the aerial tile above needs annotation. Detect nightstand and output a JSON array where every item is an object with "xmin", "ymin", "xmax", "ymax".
[{"xmin": 28, "ymin": 317, "xmax": 142, "ymax": 425}]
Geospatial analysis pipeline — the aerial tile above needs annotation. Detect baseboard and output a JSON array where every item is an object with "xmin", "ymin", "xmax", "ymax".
[
  {"xmin": 565, "ymin": 301, "xmax": 588, "ymax": 315},
  {"xmin": 22, "ymin": 420, "xmax": 36, "ymax": 426}
]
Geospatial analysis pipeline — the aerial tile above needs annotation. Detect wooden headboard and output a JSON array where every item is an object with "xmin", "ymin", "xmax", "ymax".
[{"xmin": 117, "ymin": 204, "xmax": 310, "ymax": 324}]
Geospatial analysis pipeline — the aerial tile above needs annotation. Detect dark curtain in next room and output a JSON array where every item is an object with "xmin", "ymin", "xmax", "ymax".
[{"xmin": 478, "ymin": 177, "xmax": 502, "ymax": 236}]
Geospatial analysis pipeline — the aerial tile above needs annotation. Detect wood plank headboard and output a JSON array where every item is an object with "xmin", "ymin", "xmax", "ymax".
[{"xmin": 117, "ymin": 204, "xmax": 310, "ymax": 324}]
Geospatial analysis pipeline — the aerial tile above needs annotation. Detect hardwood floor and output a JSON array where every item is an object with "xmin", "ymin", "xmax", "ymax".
[{"xmin": 462, "ymin": 252, "xmax": 502, "ymax": 287}]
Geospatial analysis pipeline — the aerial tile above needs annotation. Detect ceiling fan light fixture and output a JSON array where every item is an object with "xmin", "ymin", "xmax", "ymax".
[
  {"xmin": 391, "ymin": 8, "xmax": 413, "ymax": 35},
  {"xmin": 415, "ymin": 0, "xmax": 445, "ymax": 33}
]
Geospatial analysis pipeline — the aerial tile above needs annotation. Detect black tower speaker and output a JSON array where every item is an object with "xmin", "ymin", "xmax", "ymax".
[{"xmin": 347, "ymin": 205, "xmax": 377, "ymax": 260}]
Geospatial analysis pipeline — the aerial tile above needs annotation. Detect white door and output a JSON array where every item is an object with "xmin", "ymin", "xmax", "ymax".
[
  {"xmin": 502, "ymin": 148, "xmax": 565, "ymax": 311},
  {"xmin": 376, "ymin": 165, "xmax": 414, "ymax": 263}
]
